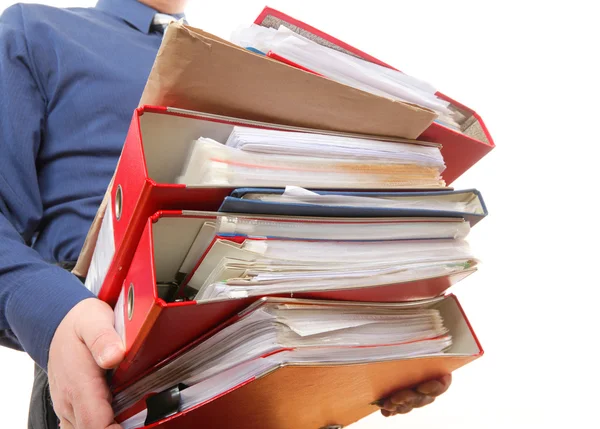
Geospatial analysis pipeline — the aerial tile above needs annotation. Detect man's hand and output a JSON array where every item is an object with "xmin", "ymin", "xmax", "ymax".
[
  {"xmin": 48, "ymin": 298, "xmax": 125, "ymax": 429},
  {"xmin": 376, "ymin": 374, "xmax": 452, "ymax": 417}
]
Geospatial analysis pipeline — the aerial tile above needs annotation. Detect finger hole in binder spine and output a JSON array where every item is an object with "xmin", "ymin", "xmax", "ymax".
[
  {"xmin": 127, "ymin": 283, "xmax": 135, "ymax": 321},
  {"xmin": 116, "ymin": 185, "xmax": 123, "ymax": 221}
]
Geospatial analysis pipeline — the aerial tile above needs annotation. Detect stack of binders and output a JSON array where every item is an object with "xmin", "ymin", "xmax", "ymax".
[{"xmin": 75, "ymin": 7, "xmax": 494, "ymax": 429}]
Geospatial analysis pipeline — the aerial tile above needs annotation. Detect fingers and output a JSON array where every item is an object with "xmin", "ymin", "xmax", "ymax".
[
  {"xmin": 49, "ymin": 370, "xmax": 77, "ymax": 425},
  {"xmin": 379, "ymin": 390, "xmax": 431, "ymax": 417},
  {"xmin": 72, "ymin": 390, "xmax": 122, "ymax": 429},
  {"xmin": 379, "ymin": 403, "xmax": 414, "ymax": 417},
  {"xmin": 388, "ymin": 401, "xmax": 415, "ymax": 414},
  {"xmin": 416, "ymin": 374, "xmax": 452, "ymax": 397},
  {"xmin": 74, "ymin": 299, "xmax": 125, "ymax": 369},
  {"xmin": 49, "ymin": 299, "xmax": 125, "ymax": 429},
  {"xmin": 52, "ymin": 355, "xmax": 120, "ymax": 429},
  {"xmin": 390, "ymin": 389, "xmax": 435, "ymax": 408},
  {"xmin": 55, "ymin": 376, "xmax": 123, "ymax": 429},
  {"xmin": 389, "ymin": 389, "xmax": 422, "ymax": 406},
  {"xmin": 59, "ymin": 419, "xmax": 75, "ymax": 429},
  {"xmin": 59, "ymin": 416, "xmax": 122, "ymax": 429},
  {"xmin": 413, "ymin": 395, "xmax": 435, "ymax": 408},
  {"xmin": 375, "ymin": 374, "xmax": 452, "ymax": 418},
  {"xmin": 69, "ymin": 374, "xmax": 120, "ymax": 429}
]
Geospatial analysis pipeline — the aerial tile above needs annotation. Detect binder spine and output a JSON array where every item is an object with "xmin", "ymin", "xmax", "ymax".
[{"xmin": 97, "ymin": 108, "xmax": 153, "ymax": 306}]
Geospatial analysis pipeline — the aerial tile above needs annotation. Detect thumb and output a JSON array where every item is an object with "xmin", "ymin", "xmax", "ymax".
[{"xmin": 74, "ymin": 299, "xmax": 125, "ymax": 369}]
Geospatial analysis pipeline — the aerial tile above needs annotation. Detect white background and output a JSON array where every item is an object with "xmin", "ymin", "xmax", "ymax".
[{"xmin": 1, "ymin": 0, "xmax": 599, "ymax": 428}]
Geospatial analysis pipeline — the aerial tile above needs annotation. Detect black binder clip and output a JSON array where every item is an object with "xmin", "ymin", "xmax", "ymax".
[{"xmin": 144, "ymin": 383, "xmax": 188, "ymax": 426}]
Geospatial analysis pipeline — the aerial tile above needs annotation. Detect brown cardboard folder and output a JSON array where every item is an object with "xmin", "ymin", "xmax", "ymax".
[{"xmin": 139, "ymin": 22, "xmax": 436, "ymax": 140}]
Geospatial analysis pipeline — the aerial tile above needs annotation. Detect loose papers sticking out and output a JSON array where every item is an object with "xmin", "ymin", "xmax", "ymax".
[{"xmin": 231, "ymin": 25, "xmax": 461, "ymax": 130}]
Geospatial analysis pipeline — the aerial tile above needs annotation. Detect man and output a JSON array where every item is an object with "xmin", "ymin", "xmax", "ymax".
[{"xmin": 0, "ymin": 1, "xmax": 452, "ymax": 428}]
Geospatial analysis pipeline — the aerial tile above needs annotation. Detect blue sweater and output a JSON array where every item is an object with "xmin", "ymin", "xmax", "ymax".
[{"xmin": 0, "ymin": 0, "xmax": 182, "ymax": 369}]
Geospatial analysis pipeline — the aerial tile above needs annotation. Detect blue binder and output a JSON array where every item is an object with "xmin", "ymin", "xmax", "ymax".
[{"xmin": 218, "ymin": 188, "xmax": 488, "ymax": 226}]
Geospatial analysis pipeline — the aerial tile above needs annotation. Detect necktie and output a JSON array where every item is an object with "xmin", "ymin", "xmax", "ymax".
[{"xmin": 151, "ymin": 13, "xmax": 178, "ymax": 35}]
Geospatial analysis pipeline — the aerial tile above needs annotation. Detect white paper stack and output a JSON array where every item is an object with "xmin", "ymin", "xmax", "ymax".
[
  {"xmin": 216, "ymin": 214, "xmax": 470, "ymax": 241},
  {"xmin": 177, "ymin": 126, "xmax": 446, "ymax": 189},
  {"xmin": 185, "ymin": 237, "xmax": 475, "ymax": 300}
]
